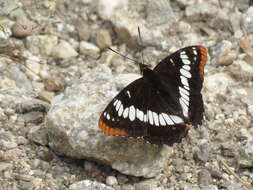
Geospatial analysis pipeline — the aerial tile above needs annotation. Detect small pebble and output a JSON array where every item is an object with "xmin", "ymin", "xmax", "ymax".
[{"xmin": 106, "ymin": 176, "xmax": 118, "ymax": 186}]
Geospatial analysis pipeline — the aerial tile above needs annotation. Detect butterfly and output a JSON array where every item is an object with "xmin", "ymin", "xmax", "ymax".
[{"xmin": 98, "ymin": 46, "xmax": 207, "ymax": 145}]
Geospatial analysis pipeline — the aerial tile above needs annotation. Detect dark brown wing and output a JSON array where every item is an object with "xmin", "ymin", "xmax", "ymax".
[
  {"xmin": 153, "ymin": 46, "xmax": 207, "ymax": 126},
  {"xmin": 98, "ymin": 77, "xmax": 189, "ymax": 146}
]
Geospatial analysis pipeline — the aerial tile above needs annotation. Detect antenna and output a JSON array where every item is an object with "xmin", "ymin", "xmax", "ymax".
[
  {"xmin": 138, "ymin": 26, "xmax": 144, "ymax": 65},
  {"xmin": 108, "ymin": 47, "xmax": 138, "ymax": 63}
]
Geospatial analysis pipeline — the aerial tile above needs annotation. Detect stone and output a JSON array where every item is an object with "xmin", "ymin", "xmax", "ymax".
[
  {"xmin": 0, "ymin": 162, "xmax": 12, "ymax": 172},
  {"xmin": 28, "ymin": 125, "xmax": 48, "ymax": 146},
  {"xmin": 79, "ymin": 41, "xmax": 100, "ymax": 58},
  {"xmin": 0, "ymin": 0, "xmax": 19, "ymax": 16},
  {"xmin": 204, "ymin": 73, "xmax": 234, "ymax": 100},
  {"xmin": 69, "ymin": 180, "xmax": 115, "ymax": 190},
  {"xmin": 77, "ymin": 22, "xmax": 91, "ymax": 41},
  {"xmin": 45, "ymin": 72, "xmax": 173, "ymax": 177},
  {"xmin": 52, "ymin": 40, "xmax": 78, "ymax": 59},
  {"xmin": 96, "ymin": 29, "xmax": 112, "ymax": 50},
  {"xmin": 106, "ymin": 176, "xmax": 118, "ymax": 186},
  {"xmin": 97, "ymin": 0, "xmax": 145, "ymax": 48},
  {"xmin": 242, "ymin": 6, "xmax": 253, "ymax": 34},
  {"xmin": 26, "ymin": 35, "xmax": 58, "ymax": 56},
  {"xmin": 12, "ymin": 19, "xmax": 40, "ymax": 38},
  {"xmin": 185, "ymin": 2, "xmax": 217, "ymax": 21},
  {"xmin": 198, "ymin": 169, "xmax": 212, "ymax": 186},
  {"xmin": 217, "ymin": 51, "xmax": 237, "ymax": 66}
]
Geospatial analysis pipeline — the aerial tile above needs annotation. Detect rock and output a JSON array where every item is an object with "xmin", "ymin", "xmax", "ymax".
[
  {"xmin": 97, "ymin": 0, "xmax": 146, "ymax": 48},
  {"xmin": 238, "ymin": 139, "xmax": 253, "ymax": 168},
  {"xmin": 6, "ymin": 65, "xmax": 33, "ymax": 91},
  {"xmin": 18, "ymin": 111, "xmax": 45, "ymax": 124},
  {"xmin": 146, "ymin": 1, "xmax": 174, "ymax": 26},
  {"xmin": 0, "ymin": 140, "xmax": 17, "ymax": 149},
  {"xmin": 0, "ymin": 0, "xmax": 19, "ymax": 16},
  {"xmin": 53, "ymin": 40, "xmax": 78, "ymax": 59},
  {"xmin": 194, "ymin": 150, "xmax": 209, "ymax": 163},
  {"xmin": 69, "ymin": 180, "xmax": 115, "ymax": 190},
  {"xmin": 200, "ymin": 185, "xmax": 219, "ymax": 190},
  {"xmin": 0, "ymin": 76, "xmax": 16, "ymax": 89},
  {"xmin": 198, "ymin": 169, "xmax": 212, "ymax": 186},
  {"xmin": 38, "ymin": 90, "xmax": 55, "ymax": 103},
  {"xmin": 79, "ymin": 41, "xmax": 100, "ymax": 58},
  {"xmin": 45, "ymin": 72, "xmax": 172, "ymax": 177},
  {"xmin": 185, "ymin": 2, "xmax": 218, "ymax": 21},
  {"xmin": 43, "ymin": 75, "xmax": 66, "ymax": 92},
  {"xmin": 217, "ymin": 51, "xmax": 237, "ymax": 66},
  {"xmin": 26, "ymin": 35, "xmax": 58, "ymax": 56},
  {"xmin": 106, "ymin": 176, "xmax": 118, "ymax": 186},
  {"xmin": 0, "ymin": 162, "xmax": 12, "ymax": 172},
  {"xmin": 16, "ymin": 136, "xmax": 29, "ymax": 145},
  {"xmin": 204, "ymin": 73, "xmax": 234, "ymax": 100},
  {"xmin": 96, "ymin": 29, "xmax": 112, "ymax": 50},
  {"xmin": 12, "ymin": 19, "xmax": 40, "ymax": 38},
  {"xmin": 242, "ymin": 6, "xmax": 253, "ymax": 34},
  {"xmin": 28, "ymin": 125, "xmax": 48, "ymax": 145},
  {"xmin": 77, "ymin": 22, "xmax": 92, "ymax": 41}
]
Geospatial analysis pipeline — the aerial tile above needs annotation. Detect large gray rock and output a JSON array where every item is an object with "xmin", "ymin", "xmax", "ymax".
[{"xmin": 45, "ymin": 72, "xmax": 173, "ymax": 177}]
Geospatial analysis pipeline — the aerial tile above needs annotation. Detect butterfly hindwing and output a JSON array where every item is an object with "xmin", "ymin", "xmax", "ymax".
[{"xmin": 99, "ymin": 77, "xmax": 190, "ymax": 145}]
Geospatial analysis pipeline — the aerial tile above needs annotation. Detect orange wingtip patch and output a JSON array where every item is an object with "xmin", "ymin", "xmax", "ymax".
[
  {"xmin": 99, "ymin": 117, "xmax": 130, "ymax": 136},
  {"xmin": 197, "ymin": 46, "xmax": 207, "ymax": 79}
]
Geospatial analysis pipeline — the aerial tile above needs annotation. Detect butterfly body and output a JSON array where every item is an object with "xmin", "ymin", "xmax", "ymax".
[{"xmin": 99, "ymin": 46, "xmax": 207, "ymax": 145}]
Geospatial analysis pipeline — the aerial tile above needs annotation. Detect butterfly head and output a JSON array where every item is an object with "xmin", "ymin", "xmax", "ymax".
[{"xmin": 139, "ymin": 63, "xmax": 150, "ymax": 74}]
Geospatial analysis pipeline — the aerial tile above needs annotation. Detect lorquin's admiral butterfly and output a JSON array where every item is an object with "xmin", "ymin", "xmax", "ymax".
[{"xmin": 98, "ymin": 45, "xmax": 207, "ymax": 145}]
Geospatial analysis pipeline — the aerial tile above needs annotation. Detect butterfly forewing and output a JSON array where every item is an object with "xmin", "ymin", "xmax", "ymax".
[{"xmin": 154, "ymin": 46, "xmax": 207, "ymax": 126}]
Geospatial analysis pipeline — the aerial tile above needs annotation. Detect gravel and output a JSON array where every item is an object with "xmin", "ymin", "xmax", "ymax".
[{"xmin": 0, "ymin": 0, "xmax": 252, "ymax": 189}]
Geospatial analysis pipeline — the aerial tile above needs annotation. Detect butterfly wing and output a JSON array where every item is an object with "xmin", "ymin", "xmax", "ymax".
[
  {"xmin": 99, "ymin": 77, "xmax": 190, "ymax": 145},
  {"xmin": 153, "ymin": 46, "xmax": 207, "ymax": 126}
]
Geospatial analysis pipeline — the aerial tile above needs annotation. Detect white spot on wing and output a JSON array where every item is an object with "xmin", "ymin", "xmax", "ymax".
[
  {"xmin": 170, "ymin": 115, "xmax": 184, "ymax": 124},
  {"xmin": 184, "ymin": 85, "xmax": 190, "ymax": 90},
  {"xmin": 180, "ymin": 98, "xmax": 188, "ymax": 114},
  {"xmin": 182, "ymin": 65, "xmax": 191, "ymax": 71},
  {"xmin": 123, "ymin": 107, "xmax": 129, "ymax": 118},
  {"xmin": 180, "ymin": 88, "xmax": 190, "ymax": 102},
  {"xmin": 126, "ymin": 90, "xmax": 131, "ymax": 98},
  {"xmin": 193, "ymin": 50, "xmax": 197, "ymax": 55},
  {"xmin": 180, "ymin": 54, "xmax": 188, "ymax": 59},
  {"xmin": 118, "ymin": 104, "xmax": 124, "ymax": 116},
  {"xmin": 113, "ymin": 99, "xmax": 118, "ymax": 106},
  {"xmin": 182, "ymin": 59, "xmax": 191, "ymax": 65},
  {"xmin": 179, "ymin": 86, "xmax": 189, "ymax": 96},
  {"xmin": 148, "ymin": 110, "xmax": 154, "ymax": 125},
  {"xmin": 129, "ymin": 105, "xmax": 136, "ymax": 121},
  {"xmin": 104, "ymin": 112, "xmax": 107, "ymax": 116},
  {"xmin": 181, "ymin": 95, "xmax": 189, "ymax": 107},
  {"xmin": 115, "ymin": 100, "xmax": 121, "ymax": 111},
  {"xmin": 161, "ymin": 113, "xmax": 174, "ymax": 125},
  {"xmin": 159, "ymin": 114, "xmax": 166, "ymax": 126},
  {"xmin": 144, "ymin": 114, "xmax": 147, "ymax": 122},
  {"xmin": 180, "ymin": 68, "xmax": 192, "ymax": 78},
  {"xmin": 136, "ymin": 109, "xmax": 144, "ymax": 121},
  {"xmin": 106, "ymin": 114, "xmax": 110, "ymax": 120},
  {"xmin": 180, "ymin": 76, "xmax": 189, "ymax": 87},
  {"xmin": 153, "ymin": 112, "xmax": 159, "ymax": 126}
]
